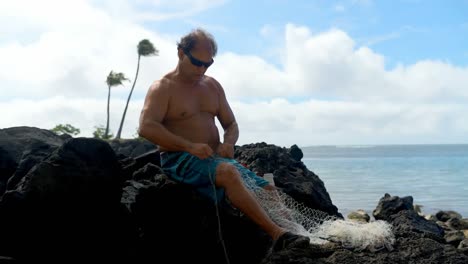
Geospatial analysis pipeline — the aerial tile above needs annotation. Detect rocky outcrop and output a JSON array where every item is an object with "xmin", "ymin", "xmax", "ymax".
[
  {"xmin": 447, "ymin": 217, "xmax": 468, "ymax": 230},
  {"xmin": 0, "ymin": 137, "xmax": 135, "ymax": 262},
  {"xmin": 121, "ymin": 174, "xmax": 271, "ymax": 263},
  {"xmin": 109, "ymin": 138, "xmax": 157, "ymax": 158},
  {"xmin": 0, "ymin": 127, "xmax": 340, "ymax": 263},
  {"xmin": 372, "ymin": 194, "xmax": 445, "ymax": 240},
  {"xmin": 321, "ymin": 236, "xmax": 467, "ymax": 264},
  {"xmin": 0, "ymin": 127, "xmax": 65, "ymax": 195},
  {"xmin": 373, "ymin": 193, "xmax": 414, "ymax": 220},
  {"xmin": 263, "ymin": 194, "xmax": 467, "ymax": 264},
  {"xmin": 389, "ymin": 209, "xmax": 445, "ymax": 241},
  {"xmin": 422, "ymin": 209, "xmax": 468, "ymax": 250},
  {"xmin": 436, "ymin": 210, "xmax": 463, "ymax": 222},
  {"xmin": 1, "ymin": 127, "xmax": 467, "ymax": 263},
  {"xmin": 235, "ymin": 143, "xmax": 342, "ymax": 218}
]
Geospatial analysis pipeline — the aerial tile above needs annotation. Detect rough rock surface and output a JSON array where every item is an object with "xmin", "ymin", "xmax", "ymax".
[
  {"xmin": 264, "ymin": 194, "xmax": 467, "ymax": 264},
  {"xmin": 235, "ymin": 143, "xmax": 342, "ymax": 218},
  {"xmin": 1, "ymin": 127, "xmax": 467, "ymax": 263},
  {"xmin": 436, "ymin": 210, "xmax": 463, "ymax": 222},
  {"xmin": 373, "ymin": 193, "xmax": 414, "ymax": 220},
  {"xmin": 0, "ymin": 137, "xmax": 135, "ymax": 262},
  {"xmin": 0, "ymin": 127, "xmax": 65, "ymax": 195},
  {"xmin": 109, "ymin": 138, "xmax": 157, "ymax": 158}
]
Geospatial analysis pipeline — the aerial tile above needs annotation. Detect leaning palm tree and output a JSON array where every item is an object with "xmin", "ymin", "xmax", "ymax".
[
  {"xmin": 115, "ymin": 39, "xmax": 158, "ymax": 139},
  {"xmin": 106, "ymin": 71, "xmax": 129, "ymax": 139}
]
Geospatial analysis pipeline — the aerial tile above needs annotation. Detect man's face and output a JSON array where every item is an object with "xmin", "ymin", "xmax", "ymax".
[{"xmin": 181, "ymin": 43, "xmax": 214, "ymax": 81}]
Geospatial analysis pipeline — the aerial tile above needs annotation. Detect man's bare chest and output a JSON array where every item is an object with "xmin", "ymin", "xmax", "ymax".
[{"xmin": 166, "ymin": 86, "xmax": 219, "ymax": 120}]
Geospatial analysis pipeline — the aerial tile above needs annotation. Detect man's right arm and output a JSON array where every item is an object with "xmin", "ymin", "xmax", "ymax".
[
  {"xmin": 138, "ymin": 81, "xmax": 192, "ymax": 151},
  {"xmin": 138, "ymin": 81, "xmax": 213, "ymax": 159}
]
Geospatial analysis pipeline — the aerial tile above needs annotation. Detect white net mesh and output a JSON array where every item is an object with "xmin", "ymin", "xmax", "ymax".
[{"xmin": 241, "ymin": 175, "xmax": 395, "ymax": 252}]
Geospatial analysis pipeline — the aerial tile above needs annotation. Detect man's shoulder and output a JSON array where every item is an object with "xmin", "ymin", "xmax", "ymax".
[
  {"xmin": 203, "ymin": 75, "xmax": 219, "ymax": 84},
  {"xmin": 203, "ymin": 75, "xmax": 223, "ymax": 91},
  {"xmin": 150, "ymin": 76, "xmax": 173, "ymax": 92}
]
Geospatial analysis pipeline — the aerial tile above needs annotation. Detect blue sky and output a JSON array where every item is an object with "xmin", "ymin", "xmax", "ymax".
[
  {"xmin": 0, "ymin": 0, "xmax": 467, "ymax": 146},
  {"xmin": 146, "ymin": 0, "xmax": 468, "ymax": 68}
]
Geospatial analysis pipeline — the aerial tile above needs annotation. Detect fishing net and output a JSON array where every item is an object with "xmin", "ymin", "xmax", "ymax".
[{"xmin": 241, "ymin": 175, "xmax": 395, "ymax": 252}]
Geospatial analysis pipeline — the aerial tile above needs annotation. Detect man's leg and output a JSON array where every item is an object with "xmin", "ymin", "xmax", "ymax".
[{"xmin": 215, "ymin": 163, "xmax": 284, "ymax": 240}]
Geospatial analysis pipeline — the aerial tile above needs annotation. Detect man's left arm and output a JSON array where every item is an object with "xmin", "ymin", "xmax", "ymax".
[{"xmin": 213, "ymin": 78, "xmax": 238, "ymax": 158}]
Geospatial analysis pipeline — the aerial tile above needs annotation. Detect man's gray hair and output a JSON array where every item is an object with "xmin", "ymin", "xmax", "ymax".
[{"xmin": 177, "ymin": 28, "xmax": 218, "ymax": 57}]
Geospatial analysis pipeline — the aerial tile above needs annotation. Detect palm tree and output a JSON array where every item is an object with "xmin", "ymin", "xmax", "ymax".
[
  {"xmin": 115, "ymin": 39, "xmax": 158, "ymax": 139},
  {"xmin": 106, "ymin": 71, "xmax": 129, "ymax": 139}
]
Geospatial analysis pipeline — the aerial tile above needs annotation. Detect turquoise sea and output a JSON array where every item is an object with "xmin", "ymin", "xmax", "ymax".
[{"xmin": 301, "ymin": 144, "xmax": 468, "ymax": 218}]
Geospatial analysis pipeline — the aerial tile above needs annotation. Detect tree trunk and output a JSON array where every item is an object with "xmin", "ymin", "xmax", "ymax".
[
  {"xmin": 105, "ymin": 85, "xmax": 111, "ymax": 138},
  {"xmin": 116, "ymin": 55, "xmax": 141, "ymax": 139}
]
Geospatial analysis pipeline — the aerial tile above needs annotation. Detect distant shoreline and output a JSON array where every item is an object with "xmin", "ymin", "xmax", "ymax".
[{"xmin": 301, "ymin": 143, "xmax": 468, "ymax": 148}]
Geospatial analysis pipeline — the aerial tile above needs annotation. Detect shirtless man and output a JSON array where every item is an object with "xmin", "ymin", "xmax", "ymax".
[{"xmin": 138, "ymin": 28, "xmax": 309, "ymax": 251}]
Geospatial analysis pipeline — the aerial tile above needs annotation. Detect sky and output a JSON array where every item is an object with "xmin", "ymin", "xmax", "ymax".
[{"xmin": 1, "ymin": 0, "xmax": 467, "ymax": 147}]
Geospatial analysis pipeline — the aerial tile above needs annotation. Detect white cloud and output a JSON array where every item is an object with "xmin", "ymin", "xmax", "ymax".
[
  {"xmin": 0, "ymin": 97, "xmax": 144, "ymax": 139},
  {"xmin": 1, "ymin": 1, "xmax": 467, "ymax": 145},
  {"xmin": 3, "ymin": 97, "xmax": 466, "ymax": 146},
  {"xmin": 211, "ymin": 24, "xmax": 468, "ymax": 103},
  {"xmin": 231, "ymin": 99, "xmax": 468, "ymax": 146},
  {"xmin": 0, "ymin": 0, "xmax": 178, "ymax": 100}
]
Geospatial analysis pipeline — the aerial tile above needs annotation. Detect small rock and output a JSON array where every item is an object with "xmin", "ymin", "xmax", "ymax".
[
  {"xmin": 459, "ymin": 238, "xmax": 468, "ymax": 249},
  {"xmin": 347, "ymin": 209, "xmax": 370, "ymax": 223},
  {"xmin": 445, "ymin": 230, "xmax": 465, "ymax": 246},
  {"xmin": 447, "ymin": 218, "xmax": 468, "ymax": 230},
  {"xmin": 436, "ymin": 221, "xmax": 451, "ymax": 231},
  {"xmin": 436, "ymin": 210, "xmax": 462, "ymax": 222},
  {"xmin": 390, "ymin": 210, "xmax": 445, "ymax": 240},
  {"xmin": 288, "ymin": 144, "xmax": 303, "ymax": 161},
  {"xmin": 373, "ymin": 193, "xmax": 414, "ymax": 220}
]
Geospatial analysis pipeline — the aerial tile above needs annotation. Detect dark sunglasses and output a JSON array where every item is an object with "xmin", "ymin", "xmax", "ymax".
[{"xmin": 184, "ymin": 50, "xmax": 214, "ymax": 68}]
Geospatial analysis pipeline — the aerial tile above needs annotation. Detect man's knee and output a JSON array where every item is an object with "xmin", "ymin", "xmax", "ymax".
[{"xmin": 215, "ymin": 163, "xmax": 241, "ymax": 187}]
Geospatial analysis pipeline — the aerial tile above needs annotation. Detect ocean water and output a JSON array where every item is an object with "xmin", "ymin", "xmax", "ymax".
[{"xmin": 301, "ymin": 144, "xmax": 468, "ymax": 218}]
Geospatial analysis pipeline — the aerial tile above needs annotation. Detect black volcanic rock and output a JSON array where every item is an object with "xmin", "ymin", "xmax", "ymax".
[
  {"xmin": 1, "ymin": 127, "xmax": 467, "ymax": 263},
  {"xmin": 235, "ymin": 143, "xmax": 342, "ymax": 218},
  {"xmin": 122, "ymin": 174, "xmax": 271, "ymax": 264},
  {"xmin": 289, "ymin": 144, "xmax": 304, "ymax": 161},
  {"xmin": 389, "ymin": 209, "xmax": 445, "ymax": 241},
  {"xmin": 263, "ymin": 194, "xmax": 466, "ymax": 264},
  {"xmin": 6, "ymin": 141, "xmax": 56, "ymax": 191},
  {"xmin": 109, "ymin": 138, "xmax": 157, "ymax": 158},
  {"xmin": 0, "ymin": 138, "xmax": 136, "ymax": 262},
  {"xmin": 0, "ymin": 127, "xmax": 64, "ymax": 195},
  {"xmin": 373, "ymin": 193, "xmax": 414, "ymax": 220},
  {"xmin": 436, "ymin": 210, "xmax": 463, "ymax": 222}
]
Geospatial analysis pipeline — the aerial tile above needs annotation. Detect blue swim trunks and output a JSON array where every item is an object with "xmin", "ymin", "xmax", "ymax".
[{"xmin": 160, "ymin": 151, "xmax": 269, "ymax": 203}]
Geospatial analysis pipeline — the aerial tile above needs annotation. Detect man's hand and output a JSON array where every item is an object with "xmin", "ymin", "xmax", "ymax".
[
  {"xmin": 188, "ymin": 143, "xmax": 214, "ymax": 160},
  {"xmin": 216, "ymin": 143, "xmax": 234, "ymax": 159}
]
